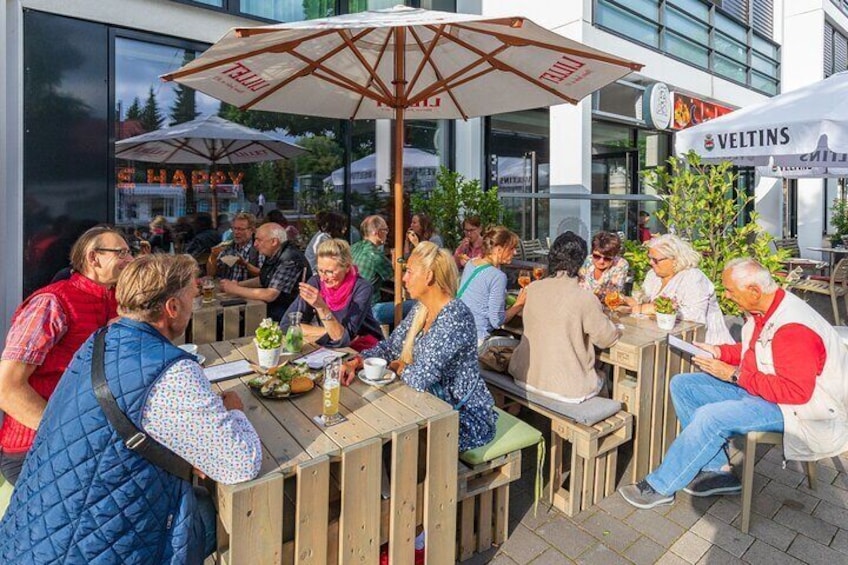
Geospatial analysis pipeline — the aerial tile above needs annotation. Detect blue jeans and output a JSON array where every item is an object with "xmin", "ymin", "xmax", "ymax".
[
  {"xmin": 372, "ymin": 300, "xmax": 415, "ymax": 326},
  {"xmin": 646, "ymin": 372, "xmax": 784, "ymax": 496}
]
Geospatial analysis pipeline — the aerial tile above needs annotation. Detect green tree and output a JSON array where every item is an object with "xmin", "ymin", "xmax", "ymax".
[
  {"xmin": 411, "ymin": 167, "xmax": 507, "ymax": 250},
  {"xmin": 140, "ymin": 87, "xmax": 164, "ymax": 132},
  {"xmin": 643, "ymin": 151, "xmax": 787, "ymax": 315},
  {"xmin": 294, "ymin": 135, "xmax": 343, "ymax": 175},
  {"xmin": 125, "ymin": 97, "xmax": 142, "ymax": 120}
]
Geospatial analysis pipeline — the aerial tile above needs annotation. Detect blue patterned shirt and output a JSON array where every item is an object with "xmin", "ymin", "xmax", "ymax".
[{"xmin": 364, "ymin": 299, "xmax": 497, "ymax": 452}]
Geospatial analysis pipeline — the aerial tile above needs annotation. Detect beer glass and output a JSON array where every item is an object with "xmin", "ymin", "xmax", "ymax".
[
  {"xmin": 201, "ymin": 278, "xmax": 216, "ymax": 303},
  {"xmin": 321, "ymin": 359, "xmax": 343, "ymax": 426}
]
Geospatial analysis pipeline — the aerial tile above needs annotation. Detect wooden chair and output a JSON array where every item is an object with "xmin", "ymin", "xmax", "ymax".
[
  {"xmin": 773, "ymin": 238, "xmax": 827, "ymax": 275},
  {"xmin": 739, "ymin": 431, "xmax": 817, "ymax": 534},
  {"xmin": 519, "ymin": 239, "xmax": 545, "ymax": 260},
  {"xmin": 790, "ymin": 257, "xmax": 848, "ymax": 325}
]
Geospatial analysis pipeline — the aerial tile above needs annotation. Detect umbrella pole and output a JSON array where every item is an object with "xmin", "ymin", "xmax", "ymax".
[
  {"xmin": 211, "ymin": 165, "xmax": 219, "ymax": 229},
  {"xmin": 393, "ymin": 28, "xmax": 407, "ymax": 327}
]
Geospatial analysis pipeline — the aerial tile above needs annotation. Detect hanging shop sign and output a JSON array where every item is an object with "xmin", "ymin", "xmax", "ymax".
[
  {"xmin": 671, "ymin": 93, "xmax": 732, "ymax": 130},
  {"xmin": 642, "ymin": 82, "xmax": 671, "ymax": 130}
]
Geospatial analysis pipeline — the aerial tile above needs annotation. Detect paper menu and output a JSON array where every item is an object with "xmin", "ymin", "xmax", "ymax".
[
  {"xmin": 667, "ymin": 335, "xmax": 714, "ymax": 359},
  {"xmin": 203, "ymin": 359, "xmax": 254, "ymax": 383},
  {"xmin": 292, "ymin": 348, "xmax": 346, "ymax": 368}
]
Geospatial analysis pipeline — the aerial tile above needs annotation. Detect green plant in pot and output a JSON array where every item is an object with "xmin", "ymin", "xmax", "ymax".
[
  {"xmin": 254, "ymin": 318, "xmax": 283, "ymax": 368},
  {"xmin": 830, "ymin": 198, "xmax": 848, "ymax": 247},
  {"xmin": 654, "ymin": 296, "xmax": 678, "ymax": 331}
]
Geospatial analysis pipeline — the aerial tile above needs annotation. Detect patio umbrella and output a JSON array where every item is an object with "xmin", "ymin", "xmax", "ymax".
[
  {"xmin": 675, "ymin": 71, "xmax": 848, "ymax": 174},
  {"xmin": 163, "ymin": 5, "xmax": 642, "ymax": 320},
  {"xmin": 116, "ymin": 114, "xmax": 306, "ymax": 220}
]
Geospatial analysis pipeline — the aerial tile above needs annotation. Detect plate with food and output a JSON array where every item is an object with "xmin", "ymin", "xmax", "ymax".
[{"xmin": 248, "ymin": 364, "xmax": 317, "ymax": 399}]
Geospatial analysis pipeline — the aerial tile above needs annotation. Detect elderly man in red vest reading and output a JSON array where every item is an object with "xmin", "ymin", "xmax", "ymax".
[
  {"xmin": 0, "ymin": 226, "xmax": 133, "ymax": 485},
  {"xmin": 621, "ymin": 258, "xmax": 848, "ymax": 509}
]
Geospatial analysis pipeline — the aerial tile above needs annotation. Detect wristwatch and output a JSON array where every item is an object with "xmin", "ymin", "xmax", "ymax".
[
  {"xmin": 729, "ymin": 367, "xmax": 741, "ymax": 384},
  {"xmin": 320, "ymin": 311, "xmax": 334, "ymax": 322}
]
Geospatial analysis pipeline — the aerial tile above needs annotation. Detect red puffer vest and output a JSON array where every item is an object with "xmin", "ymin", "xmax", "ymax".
[{"xmin": 0, "ymin": 273, "xmax": 117, "ymax": 453}]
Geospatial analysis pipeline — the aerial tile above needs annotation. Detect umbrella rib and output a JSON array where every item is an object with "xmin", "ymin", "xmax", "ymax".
[
  {"xmin": 163, "ymin": 28, "xmax": 339, "ymax": 81},
  {"xmin": 414, "ymin": 29, "xmax": 578, "ymax": 105},
  {"xmin": 351, "ymin": 28, "xmax": 394, "ymax": 119},
  {"xmin": 407, "ymin": 26, "xmax": 469, "ymax": 120},
  {"xmin": 450, "ymin": 22, "xmax": 643, "ymax": 70},
  {"xmin": 338, "ymin": 29, "xmax": 394, "ymax": 100},
  {"xmin": 239, "ymin": 31, "xmax": 392, "ymax": 111}
]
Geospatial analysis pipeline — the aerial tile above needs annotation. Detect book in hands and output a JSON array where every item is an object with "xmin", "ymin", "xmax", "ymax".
[{"xmin": 667, "ymin": 335, "xmax": 714, "ymax": 359}]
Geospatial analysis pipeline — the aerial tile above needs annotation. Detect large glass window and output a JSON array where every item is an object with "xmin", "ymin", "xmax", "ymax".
[{"xmin": 594, "ymin": 0, "xmax": 780, "ymax": 95}]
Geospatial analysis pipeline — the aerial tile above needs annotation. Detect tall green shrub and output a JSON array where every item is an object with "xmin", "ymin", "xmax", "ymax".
[
  {"xmin": 410, "ymin": 167, "xmax": 506, "ymax": 250},
  {"xmin": 644, "ymin": 151, "xmax": 786, "ymax": 315}
]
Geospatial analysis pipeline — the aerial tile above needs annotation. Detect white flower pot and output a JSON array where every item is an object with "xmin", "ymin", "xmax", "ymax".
[
  {"xmin": 254, "ymin": 339, "xmax": 281, "ymax": 368},
  {"xmin": 656, "ymin": 312, "xmax": 677, "ymax": 331}
]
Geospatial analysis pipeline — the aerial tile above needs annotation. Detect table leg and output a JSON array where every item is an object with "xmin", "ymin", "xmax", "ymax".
[
  {"xmin": 389, "ymin": 425, "xmax": 419, "ymax": 565},
  {"xmin": 339, "ymin": 438, "xmax": 382, "ymax": 564},
  {"xmin": 423, "ymin": 411, "xmax": 458, "ymax": 565},
  {"xmin": 295, "ymin": 457, "xmax": 330, "ymax": 565},
  {"xmin": 217, "ymin": 473, "xmax": 284, "ymax": 564}
]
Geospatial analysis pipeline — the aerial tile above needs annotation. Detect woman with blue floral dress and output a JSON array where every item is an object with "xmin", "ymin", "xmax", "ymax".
[{"xmin": 342, "ymin": 242, "xmax": 497, "ymax": 452}]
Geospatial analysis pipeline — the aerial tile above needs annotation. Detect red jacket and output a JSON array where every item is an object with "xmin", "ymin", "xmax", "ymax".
[{"xmin": 0, "ymin": 274, "xmax": 117, "ymax": 453}]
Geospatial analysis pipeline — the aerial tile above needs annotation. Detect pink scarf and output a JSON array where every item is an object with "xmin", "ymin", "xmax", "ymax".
[{"xmin": 320, "ymin": 265, "xmax": 359, "ymax": 311}]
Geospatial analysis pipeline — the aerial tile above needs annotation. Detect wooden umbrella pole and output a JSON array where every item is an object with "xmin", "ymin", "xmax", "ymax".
[{"xmin": 393, "ymin": 27, "xmax": 407, "ymax": 326}]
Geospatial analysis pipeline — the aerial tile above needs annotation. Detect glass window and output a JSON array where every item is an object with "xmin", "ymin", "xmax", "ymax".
[
  {"xmin": 753, "ymin": 34, "xmax": 778, "ymax": 59},
  {"xmin": 668, "ymin": 0, "xmax": 709, "ymax": 21},
  {"xmin": 240, "ymin": 0, "xmax": 333, "ymax": 21},
  {"xmin": 596, "ymin": 0, "xmax": 659, "ymax": 48},
  {"xmin": 751, "ymin": 52, "xmax": 778, "ymax": 76},
  {"xmin": 714, "ymin": 12, "xmax": 745, "ymax": 37},
  {"xmin": 190, "ymin": 0, "xmax": 223, "ymax": 6},
  {"xmin": 664, "ymin": 32, "xmax": 709, "ymax": 68},
  {"xmin": 714, "ymin": 32, "xmax": 747, "ymax": 64},
  {"xmin": 595, "ymin": 81, "xmax": 644, "ymax": 120},
  {"xmin": 714, "ymin": 53, "xmax": 747, "ymax": 83},
  {"xmin": 625, "ymin": 0, "xmax": 660, "ymax": 20},
  {"xmin": 664, "ymin": 6, "xmax": 709, "ymax": 45},
  {"xmin": 750, "ymin": 71, "xmax": 778, "ymax": 94}
]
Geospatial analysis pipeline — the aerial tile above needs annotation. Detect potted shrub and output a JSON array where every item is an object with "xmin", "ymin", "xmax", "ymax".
[
  {"xmin": 654, "ymin": 296, "xmax": 678, "ymax": 331},
  {"xmin": 254, "ymin": 318, "xmax": 283, "ymax": 368}
]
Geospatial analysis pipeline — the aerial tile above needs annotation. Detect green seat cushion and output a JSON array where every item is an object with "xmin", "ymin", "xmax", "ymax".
[
  {"xmin": 0, "ymin": 477, "xmax": 13, "ymax": 521},
  {"xmin": 460, "ymin": 407, "xmax": 543, "ymax": 466}
]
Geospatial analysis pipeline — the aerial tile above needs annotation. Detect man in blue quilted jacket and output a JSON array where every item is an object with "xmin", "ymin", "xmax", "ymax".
[{"xmin": 0, "ymin": 254, "xmax": 262, "ymax": 564}]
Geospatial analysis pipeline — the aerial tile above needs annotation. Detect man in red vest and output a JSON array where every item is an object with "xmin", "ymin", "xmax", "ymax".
[{"xmin": 0, "ymin": 226, "xmax": 133, "ymax": 485}]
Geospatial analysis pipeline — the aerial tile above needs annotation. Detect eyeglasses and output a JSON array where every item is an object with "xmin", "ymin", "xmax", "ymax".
[
  {"xmin": 649, "ymin": 256, "xmax": 671, "ymax": 265},
  {"xmin": 96, "ymin": 247, "xmax": 132, "ymax": 258},
  {"xmin": 591, "ymin": 253, "xmax": 613, "ymax": 262},
  {"xmin": 317, "ymin": 268, "xmax": 344, "ymax": 277}
]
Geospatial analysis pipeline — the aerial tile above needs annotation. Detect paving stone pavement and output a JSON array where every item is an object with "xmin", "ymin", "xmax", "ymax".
[{"xmin": 472, "ymin": 443, "xmax": 848, "ymax": 564}]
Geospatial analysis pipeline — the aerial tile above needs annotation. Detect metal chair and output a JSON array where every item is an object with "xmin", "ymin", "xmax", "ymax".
[
  {"xmin": 790, "ymin": 257, "xmax": 848, "ymax": 325},
  {"xmin": 739, "ymin": 431, "xmax": 816, "ymax": 534},
  {"xmin": 519, "ymin": 239, "xmax": 545, "ymax": 260}
]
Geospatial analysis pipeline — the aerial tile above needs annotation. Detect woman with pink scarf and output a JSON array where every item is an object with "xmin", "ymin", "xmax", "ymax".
[{"xmin": 280, "ymin": 238, "xmax": 384, "ymax": 352}]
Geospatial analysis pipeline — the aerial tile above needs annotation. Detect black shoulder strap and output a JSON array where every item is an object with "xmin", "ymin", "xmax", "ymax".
[{"xmin": 91, "ymin": 329, "xmax": 193, "ymax": 482}]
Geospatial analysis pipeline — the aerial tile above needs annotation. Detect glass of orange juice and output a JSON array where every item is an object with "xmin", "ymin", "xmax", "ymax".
[
  {"xmin": 533, "ymin": 266, "xmax": 545, "ymax": 280},
  {"xmin": 517, "ymin": 270, "xmax": 531, "ymax": 289}
]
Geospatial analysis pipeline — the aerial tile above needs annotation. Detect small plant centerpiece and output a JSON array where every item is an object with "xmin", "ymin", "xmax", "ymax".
[
  {"xmin": 254, "ymin": 318, "xmax": 283, "ymax": 368},
  {"xmin": 654, "ymin": 296, "xmax": 678, "ymax": 331}
]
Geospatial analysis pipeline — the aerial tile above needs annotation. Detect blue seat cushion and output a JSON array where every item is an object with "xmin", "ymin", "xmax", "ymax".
[{"xmin": 480, "ymin": 368, "xmax": 622, "ymax": 426}]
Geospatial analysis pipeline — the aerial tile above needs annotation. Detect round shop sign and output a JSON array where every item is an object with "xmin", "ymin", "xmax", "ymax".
[{"xmin": 643, "ymin": 83, "xmax": 671, "ymax": 130}]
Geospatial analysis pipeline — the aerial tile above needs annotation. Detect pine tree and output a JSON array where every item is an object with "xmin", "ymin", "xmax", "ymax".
[
  {"xmin": 125, "ymin": 97, "xmax": 142, "ymax": 120},
  {"xmin": 170, "ymin": 54, "xmax": 199, "ymax": 125},
  {"xmin": 139, "ymin": 87, "xmax": 164, "ymax": 132}
]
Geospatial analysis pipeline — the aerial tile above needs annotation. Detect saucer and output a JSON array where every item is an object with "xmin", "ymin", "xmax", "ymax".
[{"xmin": 357, "ymin": 369, "xmax": 397, "ymax": 387}]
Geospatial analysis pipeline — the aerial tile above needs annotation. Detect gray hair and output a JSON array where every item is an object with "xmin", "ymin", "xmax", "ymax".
[
  {"xmin": 360, "ymin": 215, "xmax": 387, "ymax": 237},
  {"xmin": 646, "ymin": 233, "xmax": 701, "ymax": 272},
  {"xmin": 259, "ymin": 222, "xmax": 287, "ymax": 243},
  {"xmin": 724, "ymin": 258, "xmax": 779, "ymax": 293}
]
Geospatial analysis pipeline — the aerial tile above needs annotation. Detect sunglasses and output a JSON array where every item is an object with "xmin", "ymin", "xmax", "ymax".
[{"xmin": 591, "ymin": 253, "xmax": 613, "ymax": 262}]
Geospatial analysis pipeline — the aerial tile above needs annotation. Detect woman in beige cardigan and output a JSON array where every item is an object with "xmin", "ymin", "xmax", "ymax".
[{"xmin": 509, "ymin": 232, "xmax": 621, "ymax": 403}]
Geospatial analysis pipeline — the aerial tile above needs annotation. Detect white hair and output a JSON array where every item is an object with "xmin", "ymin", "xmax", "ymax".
[
  {"xmin": 645, "ymin": 233, "xmax": 701, "ymax": 272},
  {"xmin": 260, "ymin": 222, "xmax": 287, "ymax": 243},
  {"xmin": 724, "ymin": 257, "xmax": 779, "ymax": 293}
]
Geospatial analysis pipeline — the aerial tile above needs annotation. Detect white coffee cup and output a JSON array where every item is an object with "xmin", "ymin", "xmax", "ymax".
[
  {"xmin": 363, "ymin": 357, "xmax": 388, "ymax": 381},
  {"xmin": 179, "ymin": 343, "xmax": 199, "ymax": 356}
]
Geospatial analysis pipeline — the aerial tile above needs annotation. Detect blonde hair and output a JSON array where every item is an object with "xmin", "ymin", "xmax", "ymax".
[
  {"xmin": 646, "ymin": 233, "xmax": 701, "ymax": 273},
  {"xmin": 316, "ymin": 238, "xmax": 353, "ymax": 271},
  {"xmin": 116, "ymin": 254, "xmax": 197, "ymax": 322},
  {"xmin": 400, "ymin": 242, "xmax": 458, "ymax": 364}
]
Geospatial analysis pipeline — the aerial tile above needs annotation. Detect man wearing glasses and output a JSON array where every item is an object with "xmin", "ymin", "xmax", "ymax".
[
  {"xmin": 0, "ymin": 226, "xmax": 133, "ymax": 485},
  {"xmin": 206, "ymin": 212, "xmax": 260, "ymax": 281}
]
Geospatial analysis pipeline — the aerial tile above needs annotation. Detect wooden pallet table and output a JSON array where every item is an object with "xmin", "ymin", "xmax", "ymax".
[
  {"xmin": 599, "ymin": 314, "xmax": 705, "ymax": 481},
  {"xmin": 200, "ymin": 337, "xmax": 458, "ymax": 565},
  {"xmin": 185, "ymin": 294, "xmax": 266, "ymax": 345}
]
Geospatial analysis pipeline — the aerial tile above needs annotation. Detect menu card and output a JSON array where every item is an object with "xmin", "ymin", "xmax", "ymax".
[
  {"xmin": 203, "ymin": 359, "xmax": 254, "ymax": 383},
  {"xmin": 292, "ymin": 348, "xmax": 346, "ymax": 368}
]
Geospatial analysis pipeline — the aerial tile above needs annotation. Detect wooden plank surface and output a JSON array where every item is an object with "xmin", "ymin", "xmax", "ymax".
[
  {"xmin": 423, "ymin": 411, "xmax": 459, "ymax": 565},
  {"xmin": 218, "ymin": 473, "xmax": 285, "ymax": 565},
  {"xmin": 294, "ymin": 456, "xmax": 330, "ymax": 565},
  {"xmin": 388, "ymin": 425, "xmax": 419, "ymax": 565},
  {"xmin": 339, "ymin": 439, "xmax": 382, "ymax": 564}
]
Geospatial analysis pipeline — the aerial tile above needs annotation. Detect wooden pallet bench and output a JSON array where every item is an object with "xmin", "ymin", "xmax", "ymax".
[{"xmin": 480, "ymin": 367, "xmax": 633, "ymax": 517}]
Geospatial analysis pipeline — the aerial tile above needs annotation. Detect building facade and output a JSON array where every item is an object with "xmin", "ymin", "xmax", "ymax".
[{"xmin": 2, "ymin": 0, "xmax": 846, "ymax": 339}]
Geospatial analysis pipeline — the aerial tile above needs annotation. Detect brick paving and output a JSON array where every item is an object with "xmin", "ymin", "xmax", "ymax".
[{"xmin": 472, "ymin": 434, "xmax": 848, "ymax": 564}]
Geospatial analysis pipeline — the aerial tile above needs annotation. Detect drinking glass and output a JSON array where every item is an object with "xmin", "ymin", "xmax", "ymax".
[
  {"xmin": 631, "ymin": 289, "xmax": 647, "ymax": 318},
  {"xmin": 321, "ymin": 359, "xmax": 344, "ymax": 426},
  {"xmin": 533, "ymin": 266, "xmax": 545, "ymax": 281},
  {"xmin": 517, "ymin": 270, "xmax": 531, "ymax": 289},
  {"xmin": 201, "ymin": 278, "xmax": 216, "ymax": 303}
]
